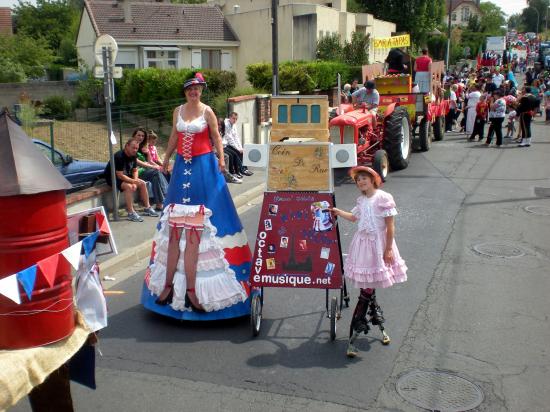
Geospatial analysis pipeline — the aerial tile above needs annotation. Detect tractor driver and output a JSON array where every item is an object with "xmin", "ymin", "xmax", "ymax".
[{"xmin": 351, "ymin": 80, "xmax": 380, "ymax": 113}]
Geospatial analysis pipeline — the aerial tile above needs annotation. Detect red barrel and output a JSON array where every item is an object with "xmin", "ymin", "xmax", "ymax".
[{"xmin": 0, "ymin": 190, "xmax": 75, "ymax": 349}]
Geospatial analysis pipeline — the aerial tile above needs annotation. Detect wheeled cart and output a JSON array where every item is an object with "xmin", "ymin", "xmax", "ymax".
[{"xmin": 248, "ymin": 192, "xmax": 349, "ymax": 340}]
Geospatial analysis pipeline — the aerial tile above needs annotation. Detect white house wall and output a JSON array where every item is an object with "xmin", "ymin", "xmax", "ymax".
[{"xmin": 76, "ymin": 8, "xmax": 97, "ymax": 70}]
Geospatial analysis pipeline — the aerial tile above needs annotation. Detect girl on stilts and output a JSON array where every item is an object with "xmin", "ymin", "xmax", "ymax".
[{"xmin": 331, "ymin": 166, "xmax": 407, "ymax": 358}]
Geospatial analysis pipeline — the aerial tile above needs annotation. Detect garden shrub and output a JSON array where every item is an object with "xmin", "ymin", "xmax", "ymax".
[
  {"xmin": 42, "ymin": 95, "xmax": 72, "ymax": 120},
  {"xmin": 246, "ymin": 61, "xmax": 363, "ymax": 92},
  {"xmin": 0, "ymin": 57, "xmax": 27, "ymax": 83}
]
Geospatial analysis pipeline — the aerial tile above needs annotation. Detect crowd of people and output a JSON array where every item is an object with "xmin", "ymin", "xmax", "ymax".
[{"xmin": 443, "ymin": 63, "xmax": 549, "ymax": 148}]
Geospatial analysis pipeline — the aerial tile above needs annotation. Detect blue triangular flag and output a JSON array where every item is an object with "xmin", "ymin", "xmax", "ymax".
[
  {"xmin": 82, "ymin": 231, "xmax": 100, "ymax": 257},
  {"xmin": 16, "ymin": 265, "xmax": 37, "ymax": 300}
]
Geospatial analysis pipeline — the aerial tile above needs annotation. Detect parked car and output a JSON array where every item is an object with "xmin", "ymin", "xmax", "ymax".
[{"xmin": 32, "ymin": 139, "xmax": 106, "ymax": 192}]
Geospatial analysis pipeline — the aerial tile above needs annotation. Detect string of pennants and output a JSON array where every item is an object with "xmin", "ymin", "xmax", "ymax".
[{"xmin": 0, "ymin": 212, "xmax": 110, "ymax": 305}]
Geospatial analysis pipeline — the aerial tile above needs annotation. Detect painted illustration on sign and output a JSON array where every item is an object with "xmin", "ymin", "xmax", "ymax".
[{"xmin": 251, "ymin": 192, "xmax": 343, "ymax": 289}]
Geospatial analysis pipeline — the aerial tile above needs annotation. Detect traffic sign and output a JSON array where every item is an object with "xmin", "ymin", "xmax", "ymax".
[
  {"xmin": 94, "ymin": 34, "xmax": 118, "ymax": 65},
  {"xmin": 93, "ymin": 66, "xmax": 123, "ymax": 79}
]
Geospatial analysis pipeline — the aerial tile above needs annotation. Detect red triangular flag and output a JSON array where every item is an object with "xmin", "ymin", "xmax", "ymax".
[
  {"xmin": 95, "ymin": 212, "xmax": 110, "ymax": 235},
  {"xmin": 37, "ymin": 254, "xmax": 60, "ymax": 287}
]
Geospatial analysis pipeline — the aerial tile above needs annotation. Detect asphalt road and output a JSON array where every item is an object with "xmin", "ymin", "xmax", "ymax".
[{"xmin": 11, "ymin": 119, "xmax": 550, "ymax": 412}]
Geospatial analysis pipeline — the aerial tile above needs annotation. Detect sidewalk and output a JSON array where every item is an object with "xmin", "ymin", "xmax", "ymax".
[{"xmin": 99, "ymin": 168, "xmax": 265, "ymax": 276}]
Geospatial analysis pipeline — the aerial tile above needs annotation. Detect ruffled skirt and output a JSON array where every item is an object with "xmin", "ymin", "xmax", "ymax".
[
  {"xmin": 141, "ymin": 152, "xmax": 252, "ymax": 320},
  {"xmin": 344, "ymin": 229, "xmax": 407, "ymax": 289}
]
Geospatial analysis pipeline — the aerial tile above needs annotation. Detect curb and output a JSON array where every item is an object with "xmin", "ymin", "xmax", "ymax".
[{"xmin": 100, "ymin": 184, "xmax": 265, "ymax": 277}]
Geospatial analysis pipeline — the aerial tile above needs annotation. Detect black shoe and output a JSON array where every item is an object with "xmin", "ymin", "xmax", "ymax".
[
  {"xmin": 155, "ymin": 286, "xmax": 173, "ymax": 306},
  {"xmin": 184, "ymin": 293, "xmax": 206, "ymax": 313}
]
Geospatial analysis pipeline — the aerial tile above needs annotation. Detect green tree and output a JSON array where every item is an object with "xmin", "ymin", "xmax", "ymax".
[
  {"xmin": 13, "ymin": 0, "xmax": 80, "ymax": 51},
  {"xmin": 507, "ymin": 14, "xmax": 523, "ymax": 30},
  {"xmin": 316, "ymin": 33, "xmax": 342, "ymax": 61},
  {"xmin": 342, "ymin": 32, "xmax": 370, "ymax": 65},
  {"xmin": 0, "ymin": 34, "xmax": 55, "ymax": 79},
  {"xmin": 356, "ymin": 0, "xmax": 445, "ymax": 45},
  {"xmin": 478, "ymin": 2, "xmax": 506, "ymax": 34},
  {"xmin": 521, "ymin": 0, "xmax": 550, "ymax": 33},
  {"xmin": 0, "ymin": 57, "xmax": 27, "ymax": 83}
]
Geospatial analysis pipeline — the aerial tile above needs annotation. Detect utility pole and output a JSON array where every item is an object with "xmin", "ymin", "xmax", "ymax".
[
  {"xmin": 446, "ymin": 0, "xmax": 452, "ymax": 70},
  {"xmin": 271, "ymin": 0, "xmax": 279, "ymax": 96}
]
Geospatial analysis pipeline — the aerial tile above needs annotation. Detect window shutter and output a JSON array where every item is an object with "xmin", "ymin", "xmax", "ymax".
[{"xmin": 191, "ymin": 49, "xmax": 202, "ymax": 69}]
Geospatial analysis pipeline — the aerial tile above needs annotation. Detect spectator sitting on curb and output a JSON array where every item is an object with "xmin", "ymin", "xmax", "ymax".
[
  {"xmin": 217, "ymin": 117, "xmax": 243, "ymax": 184},
  {"xmin": 136, "ymin": 138, "xmax": 169, "ymax": 211},
  {"xmin": 224, "ymin": 112, "xmax": 253, "ymax": 177},
  {"xmin": 103, "ymin": 138, "xmax": 159, "ymax": 222},
  {"xmin": 147, "ymin": 130, "xmax": 171, "ymax": 182}
]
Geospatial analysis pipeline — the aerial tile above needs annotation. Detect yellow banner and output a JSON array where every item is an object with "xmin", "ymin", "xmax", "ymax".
[{"xmin": 373, "ymin": 34, "xmax": 410, "ymax": 49}]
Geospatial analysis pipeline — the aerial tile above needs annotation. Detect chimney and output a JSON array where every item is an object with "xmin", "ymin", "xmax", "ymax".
[{"xmin": 119, "ymin": 0, "xmax": 132, "ymax": 23}]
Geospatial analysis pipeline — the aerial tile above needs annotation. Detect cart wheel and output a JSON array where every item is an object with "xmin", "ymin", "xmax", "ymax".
[
  {"xmin": 330, "ymin": 296, "xmax": 337, "ymax": 341},
  {"xmin": 250, "ymin": 294, "xmax": 262, "ymax": 337}
]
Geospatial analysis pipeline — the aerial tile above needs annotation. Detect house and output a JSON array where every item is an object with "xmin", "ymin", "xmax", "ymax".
[
  {"xmin": 0, "ymin": 7, "xmax": 13, "ymax": 35},
  {"xmin": 76, "ymin": 0, "xmax": 239, "ymax": 71},
  {"xmin": 446, "ymin": 0, "xmax": 482, "ymax": 27},
  {"xmin": 208, "ymin": 0, "xmax": 396, "ymax": 85}
]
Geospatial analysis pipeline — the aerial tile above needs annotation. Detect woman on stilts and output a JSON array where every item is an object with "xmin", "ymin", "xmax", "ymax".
[{"xmin": 331, "ymin": 167, "xmax": 408, "ymax": 358}]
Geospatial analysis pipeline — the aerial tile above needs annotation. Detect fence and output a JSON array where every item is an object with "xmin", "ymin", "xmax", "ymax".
[{"xmin": 23, "ymin": 98, "xmax": 181, "ymax": 163}]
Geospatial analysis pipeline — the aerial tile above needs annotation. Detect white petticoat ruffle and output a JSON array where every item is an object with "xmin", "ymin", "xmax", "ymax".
[{"xmin": 147, "ymin": 204, "xmax": 247, "ymax": 312}]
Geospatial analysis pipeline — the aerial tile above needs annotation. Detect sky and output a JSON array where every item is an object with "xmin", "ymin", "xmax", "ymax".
[{"xmin": 0, "ymin": 0, "xmax": 529, "ymax": 18}]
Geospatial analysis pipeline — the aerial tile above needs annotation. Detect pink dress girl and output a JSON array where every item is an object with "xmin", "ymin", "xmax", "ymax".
[
  {"xmin": 331, "ymin": 166, "xmax": 407, "ymax": 358},
  {"xmin": 345, "ymin": 190, "xmax": 407, "ymax": 289}
]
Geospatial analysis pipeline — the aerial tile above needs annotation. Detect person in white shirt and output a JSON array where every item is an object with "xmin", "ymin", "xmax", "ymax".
[
  {"xmin": 493, "ymin": 71, "xmax": 505, "ymax": 89},
  {"xmin": 466, "ymin": 85, "xmax": 481, "ymax": 134},
  {"xmin": 224, "ymin": 112, "xmax": 253, "ymax": 177}
]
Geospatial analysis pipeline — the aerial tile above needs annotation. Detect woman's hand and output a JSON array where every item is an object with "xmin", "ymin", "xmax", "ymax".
[
  {"xmin": 329, "ymin": 207, "xmax": 340, "ymax": 217},
  {"xmin": 383, "ymin": 248, "xmax": 394, "ymax": 266},
  {"xmin": 218, "ymin": 158, "xmax": 226, "ymax": 173}
]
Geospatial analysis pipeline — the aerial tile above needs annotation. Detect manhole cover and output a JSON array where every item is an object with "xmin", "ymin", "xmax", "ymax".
[
  {"xmin": 472, "ymin": 242, "xmax": 525, "ymax": 258},
  {"xmin": 524, "ymin": 205, "xmax": 550, "ymax": 216},
  {"xmin": 396, "ymin": 370, "xmax": 483, "ymax": 412},
  {"xmin": 534, "ymin": 187, "xmax": 550, "ymax": 198}
]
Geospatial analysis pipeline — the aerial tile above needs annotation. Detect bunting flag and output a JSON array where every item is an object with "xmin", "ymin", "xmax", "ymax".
[
  {"xmin": 62, "ymin": 241, "xmax": 83, "ymax": 270},
  {"xmin": 0, "ymin": 274, "xmax": 21, "ymax": 304},
  {"xmin": 82, "ymin": 231, "xmax": 99, "ymax": 258},
  {"xmin": 95, "ymin": 212, "xmax": 110, "ymax": 235},
  {"xmin": 37, "ymin": 253, "xmax": 60, "ymax": 287},
  {"xmin": 2, "ymin": 230, "xmax": 102, "ymax": 305},
  {"xmin": 16, "ymin": 265, "xmax": 37, "ymax": 300}
]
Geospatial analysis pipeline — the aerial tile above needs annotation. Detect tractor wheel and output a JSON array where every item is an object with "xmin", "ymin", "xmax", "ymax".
[
  {"xmin": 433, "ymin": 116, "xmax": 445, "ymax": 141},
  {"xmin": 418, "ymin": 118, "xmax": 432, "ymax": 152},
  {"xmin": 383, "ymin": 106, "xmax": 411, "ymax": 171},
  {"xmin": 372, "ymin": 150, "xmax": 389, "ymax": 182}
]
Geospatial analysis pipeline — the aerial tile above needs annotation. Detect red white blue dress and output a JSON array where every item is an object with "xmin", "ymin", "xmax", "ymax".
[
  {"xmin": 344, "ymin": 190, "xmax": 407, "ymax": 289},
  {"xmin": 141, "ymin": 106, "xmax": 252, "ymax": 320}
]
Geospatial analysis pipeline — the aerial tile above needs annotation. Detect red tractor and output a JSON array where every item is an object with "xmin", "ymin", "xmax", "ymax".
[
  {"xmin": 330, "ymin": 61, "xmax": 449, "ymax": 180},
  {"xmin": 329, "ymin": 102, "xmax": 411, "ymax": 181}
]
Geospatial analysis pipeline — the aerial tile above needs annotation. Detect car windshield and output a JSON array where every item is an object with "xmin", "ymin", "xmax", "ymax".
[{"xmin": 35, "ymin": 141, "xmax": 64, "ymax": 166}]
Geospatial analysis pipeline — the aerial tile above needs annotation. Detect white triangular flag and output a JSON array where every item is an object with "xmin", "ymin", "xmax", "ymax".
[
  {"xmin": 0, "ymin": 274, "xmax": 21, "ymax": 304},
  {"xmin": 61, "ymin": 241, "xmax": 83, "ymax": 270}
]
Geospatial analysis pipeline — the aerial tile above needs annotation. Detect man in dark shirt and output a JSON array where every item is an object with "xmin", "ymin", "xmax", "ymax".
[
  {"xmin": 104, "ymin": 138, "xmax": 158, "ymax": 222},
  {"xmin": 386, "ymin": 48, "xmax": 408, "ymax": 74},
  {"xmin": 515, "ymin": 90, "xmax": 539, "ymax": 147}
]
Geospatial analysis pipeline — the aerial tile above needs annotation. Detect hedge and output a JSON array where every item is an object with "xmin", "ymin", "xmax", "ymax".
[
  {"xmin": 116, "ymin": 68, "xmax": 237, "ymax": 111},
  {"xmin": 246, "ymin": 61, "xmax": 362, "ymax": 93}
]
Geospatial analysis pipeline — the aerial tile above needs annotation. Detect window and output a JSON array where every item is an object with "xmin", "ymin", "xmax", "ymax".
[
  {"xmin": 278, "ymin": 105, "xmax": 288, "ymax": 123},
  {"xmin": 144, "ymin": 48, "xmax": 179, "ymax": 69},
  {"xmin": 201, "ymin": 50, "xmax": 221, "ymax": 70},
  {"xmin": 462, "ymin": 7, "xmax": 470, "ymax": 21},
  {"xmin": 35, "ymin": 142, "xmax": 63, "ymax": 166},
  {"xmin": 451, "ymin": 12, "xmax": 456, "ymax": 21},
  {"xmin": 290, "ymin": 105, "xmax": 308, "ymax": 123},
  {"xmin": 310, "ymin": 105, "xmax": 321, "ymax": 123}
]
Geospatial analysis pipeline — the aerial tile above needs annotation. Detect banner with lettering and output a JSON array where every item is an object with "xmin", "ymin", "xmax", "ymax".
[
  {"xmin": 251, "ymin": 192, "xmax": 343, "ymax": 289},
  {"xmin": 373, "ymin": 34, "xmax": 410, "ymax": 49}
]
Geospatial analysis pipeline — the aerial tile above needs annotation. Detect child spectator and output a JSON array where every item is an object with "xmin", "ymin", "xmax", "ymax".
[
  {"xmin": 505, "ymin": 108, "xmax": 517, "ymax": 138},
  {"xmin": 468, "ymin": 94, "xmax": 489, "ymax": 141}
]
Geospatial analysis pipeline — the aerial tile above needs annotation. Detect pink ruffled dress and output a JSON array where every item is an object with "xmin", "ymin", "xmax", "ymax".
[{"xmin": 344, "ymin": 190, "xmax": 407, "ymax": 289}]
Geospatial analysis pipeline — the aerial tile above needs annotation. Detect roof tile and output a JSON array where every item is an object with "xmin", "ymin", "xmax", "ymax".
[{"xmin": 86, "ymin": 0, "xmax": 238, "ymax": 42}]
